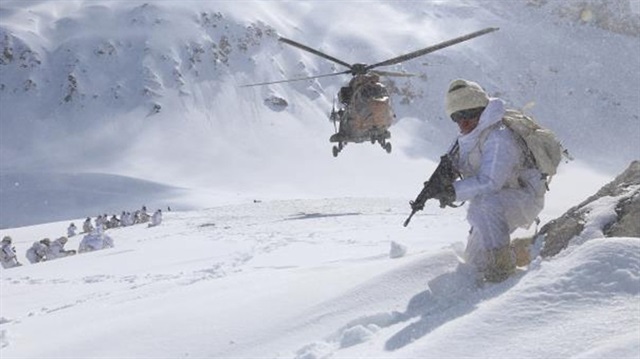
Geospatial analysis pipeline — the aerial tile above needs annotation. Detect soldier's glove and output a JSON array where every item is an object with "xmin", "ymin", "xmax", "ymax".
[
  {"xmin": 434, "ymin": 184, "xmax": 456, "ymax": 208},
  {"xmin": 410, "ymin": 200, "xmax": 424, "ymax": 212}
]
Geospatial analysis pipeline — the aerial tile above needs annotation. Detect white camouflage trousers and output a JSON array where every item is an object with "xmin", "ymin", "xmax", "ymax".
[{"xmin": 464, "ymin": 185, "xmax": 545, "ymax": 273}]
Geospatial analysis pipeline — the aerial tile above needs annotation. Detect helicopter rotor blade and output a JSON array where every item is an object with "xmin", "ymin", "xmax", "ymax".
[
  {"xmin": 240, "ymin": 70, "xmax": 351, "ymax": 87},
  {"xmin": 366, "ymin": 27, "xmax": 499, "ymax": 70},
  {"xmin": 371, "ymin": 70, "xmax": 416, "ymax": 77},
  {"xmin": 279, "ymin": 37, "xmax": 353, "ymax": 70}
]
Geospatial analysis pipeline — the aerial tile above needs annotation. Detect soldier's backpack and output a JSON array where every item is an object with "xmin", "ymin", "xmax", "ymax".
[{"xmin": 502, "ymin": 109, "xmax": 568, "ymax": 183}]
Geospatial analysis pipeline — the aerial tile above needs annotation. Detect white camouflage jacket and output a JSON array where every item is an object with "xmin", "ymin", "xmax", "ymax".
[{"xmin": 451, "ymin": 98, "xmax": 546, "ymax": 203}]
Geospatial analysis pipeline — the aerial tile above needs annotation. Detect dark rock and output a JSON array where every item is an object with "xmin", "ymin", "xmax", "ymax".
[
  {"xmin": 264, "ymin": 96, "xmax": 288, "ymax": 112},
  {"xmin": 539, "ymin": 161, "xmax": 640, "ymax": 258}
]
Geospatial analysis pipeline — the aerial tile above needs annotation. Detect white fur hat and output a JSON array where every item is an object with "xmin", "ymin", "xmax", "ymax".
[{"xmin": 445, "ymin": 79, "xmax": 489, "ymax": 117}]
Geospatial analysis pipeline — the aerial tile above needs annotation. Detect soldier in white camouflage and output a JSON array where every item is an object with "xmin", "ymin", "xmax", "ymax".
[{"xmin": 442, "ymin": 79, "xmax": 547, "ymax": 282}]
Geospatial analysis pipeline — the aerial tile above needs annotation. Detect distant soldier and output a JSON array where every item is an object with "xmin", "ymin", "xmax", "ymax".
[
  {"xmin": 47, "ymin": 237, "xmax": 76, "ymax": 260},
  {"xmin": 149, "ymin": 209, "xmax": 163, "ymax": 227},
  {"xmin": 78, "ymin": 230, "xmax": 114, "ymax": 253},
  {"xmin": 67, "ymin": 222, "xmax": 77, "ymax": 237},
  {"xmin": 107, "ymin": 215, "xmax": 120, "ymax": 229},
  {"xmin": 0, "ymin": 236, "xmax": 21, "ymax": 269},
  {"xmin": 133, "ymin": 210, "xmax": 141, "ymax": 224},
  {"xmin": 119, "ymin": 211, "xmax": 127, "ymax": 227},
  {"xmin": 26, "ymin": 241, "xmax": 48, "ymax": 263},
  {"xmin": 139, "ymin": 206, "xmax": 150, "ymax": 224},
  {"xmin": 95, "ymin": 215, "xmax": 105, "ymax": 230},
  {"xmin": 83, "ymin": 217, "xmax": 93, "ymax": 233}
]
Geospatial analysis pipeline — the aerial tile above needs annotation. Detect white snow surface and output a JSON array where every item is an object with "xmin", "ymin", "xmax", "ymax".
[
  {"xmin": 1, "ymin": 0, "xmax": 639, "ymax": 358},
  {"xmin": 1, "ymin": 195, "xmax": 639, "ymax": 358}
]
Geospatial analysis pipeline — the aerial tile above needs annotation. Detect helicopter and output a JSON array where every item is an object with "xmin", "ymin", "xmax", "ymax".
[{"xmin": 244, "ymin": 27, "xmax": 499, "ymax": 157}]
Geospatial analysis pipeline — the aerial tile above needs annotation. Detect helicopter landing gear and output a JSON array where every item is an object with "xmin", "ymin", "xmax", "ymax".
[
  {"xmin": 332, "ymin": 142, "xmax": 345, "ymax": 157},
  {"xmin": 375, "ymin": 137, "xmax": 392, "ymax": 154}
]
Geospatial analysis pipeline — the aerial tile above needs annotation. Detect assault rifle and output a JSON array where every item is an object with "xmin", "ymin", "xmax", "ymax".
[{"xmin": 403, "ymin": 143, "xmax": 460, "ymax": 227}]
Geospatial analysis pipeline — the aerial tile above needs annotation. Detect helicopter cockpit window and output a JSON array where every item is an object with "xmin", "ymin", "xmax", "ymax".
[
  {"xmin": 339, "ymin": 86, "xmax": 352, "ymax": 105},
  {"xmin": 361, "ymin": 82, "xmax": 388, "ymax": 99}
]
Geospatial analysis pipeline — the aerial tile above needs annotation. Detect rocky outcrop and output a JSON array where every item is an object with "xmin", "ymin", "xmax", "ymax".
[
  {"xmin": 539, "ymin": 160, "xmax": 640, "ymax": 258},
  {"xmin": 264, "ymin": 96, "xmax": 288, "ymax": 112},
  {"xmin": 0, "ymin": 5, "xmax": 276, "ymax": 115}
]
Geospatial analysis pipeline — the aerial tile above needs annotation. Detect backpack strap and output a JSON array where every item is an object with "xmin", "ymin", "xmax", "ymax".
[{"xmin": 499, "ymin": 113, "xmax": 538, "ymax": 171}]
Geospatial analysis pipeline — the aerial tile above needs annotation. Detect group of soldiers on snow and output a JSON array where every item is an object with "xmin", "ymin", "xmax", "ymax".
[{"xmin": 1, "ymin": 206, "xmax": 164, "ymax": 269}]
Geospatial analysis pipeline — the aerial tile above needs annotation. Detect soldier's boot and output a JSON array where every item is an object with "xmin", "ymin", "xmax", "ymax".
[
  {"xmin": 483, "ymin": 245, "xmax": 516, "ymax": 283},
  {"xmin": 511, "ymin": 237, "xmax": 534, "ymax": 267}
]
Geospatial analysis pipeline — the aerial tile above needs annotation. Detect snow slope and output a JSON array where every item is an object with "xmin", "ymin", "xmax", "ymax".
[{"xmin": 0, "ymin": 195, "xmax": 638, "ymax": 358}]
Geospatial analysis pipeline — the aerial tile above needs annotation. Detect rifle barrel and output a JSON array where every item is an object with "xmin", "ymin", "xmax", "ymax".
[{"xmin": 403, "ymin": 210, "xmax": 416, "ymax": 227}]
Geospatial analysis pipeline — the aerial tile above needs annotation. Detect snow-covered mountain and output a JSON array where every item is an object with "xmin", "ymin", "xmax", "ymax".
[
  {"xmin": 1, "ymin": 1, "xmax": 639, "ymax": 358},
  {"xmin": 1, "ymin": 0, "xmax": 639, "ymax": 228}
]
